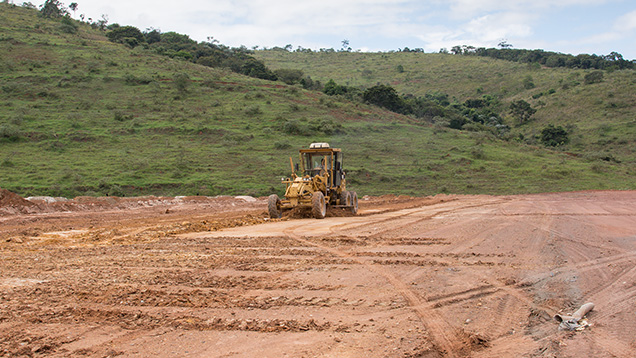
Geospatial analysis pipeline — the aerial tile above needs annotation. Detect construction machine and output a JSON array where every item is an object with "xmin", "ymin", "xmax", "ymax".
[{"xmin": 268, "ymin": 143, "xmax": 358, "ymax": 219}]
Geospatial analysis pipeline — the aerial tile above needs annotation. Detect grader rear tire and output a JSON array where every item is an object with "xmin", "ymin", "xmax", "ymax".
[
  {"xmin": 268, "ymin": 194, "xmax": 282, "ymax": 219},
  {"xmin": 340, "ymin": 190, "xmax": 351, "ymax": 207},
  {"xmin": 350, "ymin": 191, "xmax": 358, "ymax": 214},
  {"xmin": 311, "ymin": 191, "xmax": 326, "ymax": 219}
]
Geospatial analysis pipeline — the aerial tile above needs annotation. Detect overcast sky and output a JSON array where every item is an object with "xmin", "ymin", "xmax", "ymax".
[{"xmin": 61, "ymin": 0, "xmax": 636, "ymax": 59}]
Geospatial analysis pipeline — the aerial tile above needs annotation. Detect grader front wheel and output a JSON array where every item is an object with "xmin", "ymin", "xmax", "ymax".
[
  {"xmin": 311, "ymin": 191, "xmax": 326, "ymax": 219},
  {"xmin": 268, "ymin": 194, "xmax": 282, "ymax": 219}
]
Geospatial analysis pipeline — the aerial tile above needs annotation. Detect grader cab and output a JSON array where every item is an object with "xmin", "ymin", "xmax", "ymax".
[{"xmin": 268, "ymin": 143, "xmax": 358, "ymax": 219}]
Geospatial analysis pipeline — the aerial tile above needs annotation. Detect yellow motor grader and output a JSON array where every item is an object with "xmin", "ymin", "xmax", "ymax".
[{"xmin": 268, "ymin": 142, "xmax": 358, "ymax": 219}]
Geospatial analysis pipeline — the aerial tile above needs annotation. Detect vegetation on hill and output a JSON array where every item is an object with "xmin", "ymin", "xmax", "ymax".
[
  {"xmin": 1, "ymin": 2, "xmax": 635, "ymax": 198},
  {"xmin": 445, "ymin": 45, "xmax": 634, "ymax": 71},
  {"xmin": 255, "ymin": 50, "xmax": 636, "ymax": 163}
]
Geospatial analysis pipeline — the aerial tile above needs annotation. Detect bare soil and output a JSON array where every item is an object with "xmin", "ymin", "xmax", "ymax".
[{"xmin": 1, "ymin": 190, "xmax": 635, "ymax": 357}]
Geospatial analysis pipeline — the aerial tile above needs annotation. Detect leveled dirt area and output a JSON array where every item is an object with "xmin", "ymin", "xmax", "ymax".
[{"xmin": 1, "ymin": 191, "xmax": 635, "ymax": 357}]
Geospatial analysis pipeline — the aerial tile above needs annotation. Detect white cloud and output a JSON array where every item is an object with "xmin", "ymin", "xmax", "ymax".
[
  {"xmin": 447, "ymin": 0, "xmax": 611, "ymax": 18},
  {"xmin": 68, "ymin": 0, "xmax": 636, "ymax": 58},
  {"xmin": 464, "ymin": 12, "xmax": 533, "ymax": 41},
  {"xmin": 616, "ymin": 9, "xmax": 636, "ymax": 30}
]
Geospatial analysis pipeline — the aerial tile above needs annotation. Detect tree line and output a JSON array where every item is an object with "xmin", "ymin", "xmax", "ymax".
[
  {"xmin": 105, "ymin": 25, "xmax": 277, "ymax": 80},
  {"xmin": 446, "ymin": 45, "xmax": 633, "ymax": 71},
  {"xmin": 31, "ymin": 0, "xmax": 277, "ymax": 80}
]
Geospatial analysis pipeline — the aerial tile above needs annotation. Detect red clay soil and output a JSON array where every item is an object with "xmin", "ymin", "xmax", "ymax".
[{"xmin": 1, "ymin": 190, "xmax": 635, "ymax": 357}]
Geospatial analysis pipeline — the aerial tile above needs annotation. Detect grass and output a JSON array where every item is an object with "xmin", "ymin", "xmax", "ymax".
[
  {"xmin": 0, "ymin": 3, "xmax": 635, "ymax": 198},
  {"xmin": 255, "ymin": 50, "xmax": 636, "ymax": 163}
]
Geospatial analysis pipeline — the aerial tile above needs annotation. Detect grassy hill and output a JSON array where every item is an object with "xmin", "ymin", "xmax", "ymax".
[
  {"xmin": 1, "ymin": 3, "xmax": 635, "ymax": 198},
  {"xmin": 255, "ymin": 50, "xmax": 636, "ymax": 162}
]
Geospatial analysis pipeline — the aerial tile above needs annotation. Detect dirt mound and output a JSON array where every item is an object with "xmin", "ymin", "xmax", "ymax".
[
  {"xmin": 0, "ymin": 188, "xmax": 33, "ymax": 207},
  {"xmin": 0, "ymin": 188, "xmax": 38, "ymax": 215}
]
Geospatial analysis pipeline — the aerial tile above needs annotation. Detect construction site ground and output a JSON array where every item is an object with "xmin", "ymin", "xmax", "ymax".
[{"xmin": 1, "ymin": 190, "xmax": 635, "ymax": 357}]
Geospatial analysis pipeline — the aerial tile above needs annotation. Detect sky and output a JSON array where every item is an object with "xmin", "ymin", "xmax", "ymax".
[{"xmin": 55, "ymin": 0, "xmax": 636, "ymax": 59}]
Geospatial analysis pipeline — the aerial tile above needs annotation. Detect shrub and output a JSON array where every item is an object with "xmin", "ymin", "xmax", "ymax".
[
  {"xmin": 274, "ymin": 141, "xmax": 291, "ymax": 149},
  {"xmin": 522, "ymin": 75, "xmax": 535, "ymax": 89},
  {"xmin": 59, "ymin": 16, "xmax": 78, "ymax": 34},
  {"xmin": 363, "ymin": 84, "xmax": 405, "ymax": 113},
  {"xmin": 124, "ymin": 74, "xmax": 152, "ymax": 85},
  {"xmin": 244, "ymin": 105, "xmax": 262, "ymax": 116},
  {"xmin": 309, "ymin": 118, "xmax": 343, "ymax": 135},
  {"xmin": 113, "ymin": 111, "xmax": 133, "ymax": 121},
  {"xmin": 39, "ymin": 0, "xmax": 67, "ymax": 18},
  {"xmin": 540, "ymin": 124, "xmax": 569, "ymax": 147},
  {"xmin": 173, "ymin": 73, "xmax": 190, "ymax": 94},
  {"xmin": 0, "ymin": 124, "xmax": 22, "ymax": 141},
  {"xmin": 510, "ymin": 100, "xmax": 537, "ymax": 125},
  {"xmin": 106, "ymin": 26, "xmax": 145, "ymax": 47},
  {"xmin": 274, "ymin": 68, "xmax": 304, "ymax": 85},
  {"xmin": 584, "ymin": 71, "xmax": 604, "ymax": 84}
]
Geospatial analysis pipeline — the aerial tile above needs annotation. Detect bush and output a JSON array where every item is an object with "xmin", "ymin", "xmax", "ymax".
[
  {"xmin": 244, "ymin": 105, "xmax": 262, "ymax": 116},
  {"xmin": 584, "ymin": 71, "xmax": 604, "ymax": 84},
  {"xmin": 124, "ymin": 74, "xmax": 152, "ymax": 85},
  {"xmin": 274, "ymin": 69, "xmax": 304, "ymax": 85},
  {"xmin": 540, "ymin": 124, "xmax": 569, "ymax": 147},
  {"xmin": 274, "ymin": 141, "xmax": 291, "ymax": 149},
  {"xmin": 510, "ymin": 100, "xmax": 537, "ymax": 125},
  {"xmin": 173, "ymin": 73, "xmax": 190, "ymax": 94},
  {"xmin": 282, "ymin": 119, "xmax": 312, "ymax": 136},
  {"xmin": 309, "ymin": 118, "xmax": 343, "ymax": 135},
  {"xmin": 363, "ymin": 84, "xmax": 405, "ymax": 113},
  {"xmin": 39, "ymin": 0, "xmax": 67, "ymax": 18},
  {"xmin": 59, "ymin": 16, "xmax": 78, "ymax": 34},
  {"xmin": 113, "ymin": 111, "xmax": 133, "ymax": 121},
  {"xmin": 106, "ymin": 26, "xmax": 145, "ymax": 47},
  {"xmin": 522, "ymin": 75, "xmax": 535, "ymax": 89},
  {"xmin": 0, "ymin": 124, "xmax": 22, "ymax": 141}
]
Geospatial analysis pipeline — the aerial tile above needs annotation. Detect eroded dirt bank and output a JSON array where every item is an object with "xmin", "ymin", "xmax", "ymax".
[{"xmin": 1, "ymin": 191, "xmax": 635, "ymax": 357}]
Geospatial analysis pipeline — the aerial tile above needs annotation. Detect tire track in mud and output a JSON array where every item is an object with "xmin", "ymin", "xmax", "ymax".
[
  {"xmin": 290, "ymin": 198, "xmax": 553, "ymax": 357},
  {"xmin": 278, "ymin": 202, "xmax": 512, "ymax": 358},
  {"xmin": 515, "ymin": 202, "xmax": 636, "ymax": 358},
  {"xmin": 283, "ymin": 226, "xmax": 462, "ymax": 358},
  {"xmin": 333, "ymin": 198, "xmax": 508, "ymax": 241}
]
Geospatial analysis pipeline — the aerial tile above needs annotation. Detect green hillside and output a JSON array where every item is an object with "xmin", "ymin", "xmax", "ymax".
[
  {"xmin": 1, "ymin": 3, "xmax": 635, "ymax": 198},
  {"xmin": 256, "ymin": 50, "xmax": 636, "ymax": 162}
]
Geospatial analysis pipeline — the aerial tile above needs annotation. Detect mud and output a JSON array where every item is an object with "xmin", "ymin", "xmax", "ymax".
[{"xmin": 1, "ymin": 190, "xmax": 635, "ymax": 357}]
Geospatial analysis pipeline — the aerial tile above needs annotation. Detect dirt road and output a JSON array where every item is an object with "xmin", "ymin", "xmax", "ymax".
[{"xmin": 1, "ymin": 191, "xmax": 635, "ymax": 357}]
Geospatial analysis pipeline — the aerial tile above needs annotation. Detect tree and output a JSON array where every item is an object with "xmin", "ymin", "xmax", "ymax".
[
  {"xmin": 498, "ymin": 40, "xmax": 513, "ymax": 48},
  {"xmin": 39, "ymin": 0, "xmax": 67, "ymax": 18},
  {"xmin": 363, "ymin": 85, "xmax": 404, "ymax": 113},
  {"xmin": 323, "ymin": 79, "xmax": 346, "ymax": 96},
  {"xmin": 340, "ymin": 39, "xmax": 351, "ymax": 52},
  {"xmin": 509, "ymin": 99, "xmax": 536, "ymax": 124},
  {"xmin": 540, "ymin": 125, "xmax": 569, "ymax": 147},
  {"xmin": 106, "ymin": 25, "xmax": 144, "ymax": 47},
  {"xmin": 144, "ymin": 28, "xmax": 161, "ymax": 44},
  {"xmin": 274, "ymin": 69, "xmax": 304, "ymax": 85},
  {"xmin": 68, "ymin": 2, "xmax": 77, "ymax": 17}
]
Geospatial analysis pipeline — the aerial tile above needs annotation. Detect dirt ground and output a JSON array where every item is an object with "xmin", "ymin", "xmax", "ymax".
[{"xmin": 1, "ymin": 190, "xmax": 635, "ymax": 357}]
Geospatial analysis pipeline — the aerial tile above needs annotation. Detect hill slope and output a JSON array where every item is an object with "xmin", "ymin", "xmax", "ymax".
[
  {"xmin": 256, "ymin": 50, "xmax": 636, "ymax": 163},
  {"xmin": 1, "ymin": 3, "xmax": 635, "ymax": 198}
]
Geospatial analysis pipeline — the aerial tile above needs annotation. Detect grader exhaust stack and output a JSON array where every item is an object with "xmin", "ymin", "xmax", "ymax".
[{"xmin": 268, "ymin": 143, "xmax": 358, "ymax": 219}]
